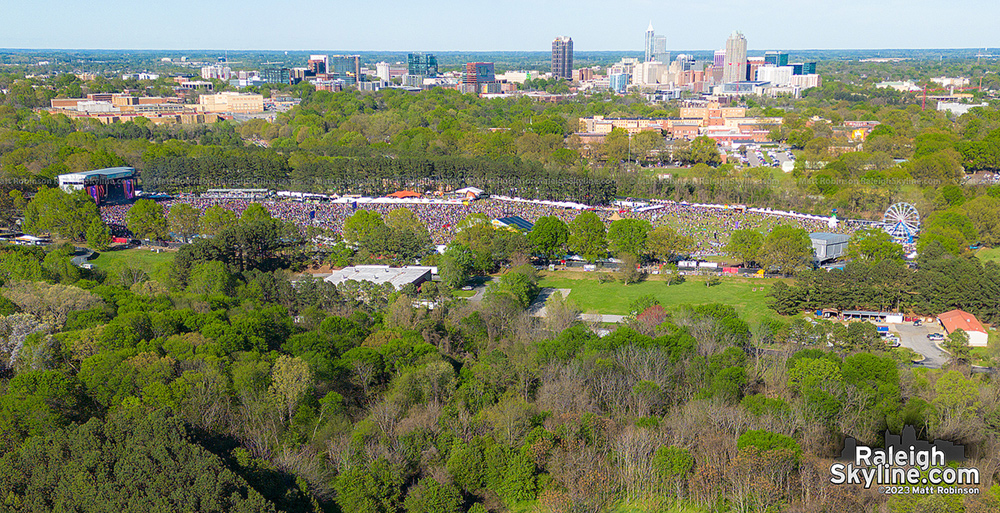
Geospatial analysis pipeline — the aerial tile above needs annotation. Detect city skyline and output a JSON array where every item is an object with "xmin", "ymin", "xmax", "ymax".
[{"xmin": 5, "ymin": 0, "xmax": 1000, "ymax": 51}]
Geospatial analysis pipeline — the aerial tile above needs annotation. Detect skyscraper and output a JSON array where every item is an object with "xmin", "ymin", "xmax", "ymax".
[
  {"xmin": 465, "ymin": 62, "xmax": 495, "ymax": 84},
  {"xmin": 713, "ymin": 50, "xmax": 726, "ymax": 67},
  {"xmin": 644, "ymin": 22, "xmax": 655, "ymax": 62},
  {"xmin": 551, "ymin": 36, "xmax": 573, "ymax": 79},
  {"xmin": 307, "ymin": 55, "xmax": 328, "ymax": 75},
  {"xmin": 407, "ymin": 53, "xmax": 438, "ymax": 77},
  {"xmin": 329, "ymin": 55, "xmax": 362, "ymax": 84},
  {"xmin": 764, "ymin": 51, "xmax": 788, "ymax": 67},
  {"xmin": 723, "ymin": 31, "xmax": 747, "ymax": 83},
  {"xmin": 653, "ymin": 35, "xmax": 668, "ymax": 64}
]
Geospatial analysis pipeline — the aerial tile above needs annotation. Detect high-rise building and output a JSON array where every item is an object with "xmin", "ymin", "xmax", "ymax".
[
  {"xmin": 329, "ymin": 55, "xmax": 362, "ymax": 84},
  {"xmin": 201, "ymin": 64, "xmax": 232, "ymax": 80},
  {"xmin": 723, "ymin": 31, "xmax": 747, "ymax": 83},
  {"xmin": 764, "ymin": 51, "xmax": 788, "ymax": 67},
  {"xmin": 375, "ymin": 62, "xmax": 408, "ymax": 81},
  {"xmin": 407, "ymin": 53, "xmax": 438, "ymax": 77},
  {"xmin": 551, "ymin": 36, "xmax": 573, "ymax": 79},
  {"xmin": 307, "ymin": 55, "xmax": 328, "ymax": 75},
  {"xmin": 674, "ymin": 54, "xmax": 696, "ymax": 72},
  {"xmin": 746, "ymin": 56, "xmax": 765, "ymax": 81},
  {"xmin": 756, "ymin": 66, "xmax": 794, "ymax": 85},
  {"xmin": 465, "ymin": 62, "xmax": 495, "ymax": 84},
  {"xmin": 261, "ymin": 68, "xmax": 294, "ymax": 85},
  {"xmin": 653, "ymin": 35, "xmax": 669, "ymax": 64},
  {"xmin": 790, "ymin": 62, "xmax": 817, "ymax": 75},
  {"xmin": 609, "ymin": 73, "xmax": 631, "ymax": 93},
  {"xmin": 644, "ymin": 22, "xmax": 655, "ymax": 62},
  {"xmin": 713, "ymin": 50, "xmax": 726, "ymax": 67}
]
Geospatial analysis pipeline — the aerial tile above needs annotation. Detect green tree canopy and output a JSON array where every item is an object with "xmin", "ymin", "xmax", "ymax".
[
  {"xmin": 725, "ymin": 229, "xmax": 764, "ymax": 266},
  {"xmin": 568, "ymin": 211, "xmax": 607, "ymax": 262},
  {"xmin": 168, "ymin": 203, "xmax": 201, "ymax": 243},
  {"xmin": 22, "ymin": 188, "xmax": 99, "ymax": 241},
  {"xmin": 528, "ymin": 216, "xmax": 569, "ymax": 259},
  {"xmin": 847, "ymin": 227, "xmax": 904, "ymax": 263},
  {"xmin": 607, "ymin": 218, "xmax": 652, "ymax": 258},
  {"xmin": 126, "ymin": 199, "xmax": 168, "ymax": 241},
  {"xmin": 759, "ymin": 225, "xmax": 813, "ymax": 276}
]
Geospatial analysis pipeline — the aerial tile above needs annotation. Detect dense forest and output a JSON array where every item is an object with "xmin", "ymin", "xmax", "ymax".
[
  {"xmin": 3, "ymin": 57, "xmax": 1000, "ymax": 512},
  {"xmin": 2, "ymin": 213, "xmax": 1000, "ymax": 513}
]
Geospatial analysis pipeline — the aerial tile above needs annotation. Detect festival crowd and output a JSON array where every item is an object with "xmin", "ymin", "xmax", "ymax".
[{"xmin": 100, "ymin": 196, "xmax": 855, "ymax": 256}]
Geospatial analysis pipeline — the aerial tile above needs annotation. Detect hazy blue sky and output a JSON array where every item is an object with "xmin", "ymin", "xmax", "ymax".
[{"xmin": 4, "ymin": 0, "xmax": 1000, "ymax": 51}]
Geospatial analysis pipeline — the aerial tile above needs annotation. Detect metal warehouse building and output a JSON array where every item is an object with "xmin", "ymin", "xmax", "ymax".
[{"xmin": 810, "ymin": 232, "xmax": 850, "ymax": 263}]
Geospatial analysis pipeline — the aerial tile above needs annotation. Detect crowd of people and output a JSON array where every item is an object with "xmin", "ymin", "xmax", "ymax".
[
  {"xmin": 625, "ymin": 204, "xmax": 851, "ymax": 255},
  {"xmin": 100, "ymin": 196, "xmax": 857, "ymax": 255}
]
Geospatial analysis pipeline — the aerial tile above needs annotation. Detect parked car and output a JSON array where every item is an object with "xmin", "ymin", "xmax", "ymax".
[
  {"xmin": 927, "ymin": 333, "xmax": 945, "ymax": 341},
  {"xmin": 913, "ymin": 320, "xmax": 922, "ymax": 326}
]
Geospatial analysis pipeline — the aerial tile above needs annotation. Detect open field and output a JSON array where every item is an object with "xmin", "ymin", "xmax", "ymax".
[
  {"xmin": 977, "ymin": 247, "xmax": 1000, "ymax": 263},
  {"xmin": 90, "ymin": 248, "xmax": 176, "ymax": 272},
  {"xmin": 537, "ymin": 271, "xmax": 787, "ymax": 322}
]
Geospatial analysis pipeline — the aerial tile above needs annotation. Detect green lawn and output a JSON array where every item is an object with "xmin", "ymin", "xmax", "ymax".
[
  {"xmin": 977, "ymin": 247, "xmax": 1000, "ymax": 263},
  {"xmin": 90, "ymin": 248, "xmax": 176, "ymax": 273},
  {"xmin": 538, "ymin": 271, "xmax": 783, "ymax": 322}
]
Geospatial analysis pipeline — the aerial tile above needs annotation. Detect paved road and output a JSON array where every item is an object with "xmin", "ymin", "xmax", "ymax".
[
  {"xmin": 579, "ymin": 313, "xmax": 626, "ymax": 323},
  {"xmin": 467, "ymin": 284, "xmax": 487, "ymax": 303},
  {"xmin": 527, "ymin": 288, "xmax": 572, "ymax": 317},
  {"xmin": 892, "ymin": 322, "xmax": 949, "ymax": 368},
  {"xmin": 526, "ymin": 287, "xmax": 626, "ymax": 324},
  {"xmin": 70, "ymin": 247, "xmax": 94, "ymax": 267}
]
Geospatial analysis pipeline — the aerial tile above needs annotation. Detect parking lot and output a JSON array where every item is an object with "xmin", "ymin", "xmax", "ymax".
[
  {"xmin": 891, "ymin": 322, "xmax": 949, "ymax": 368},
  {"xmin": 734, "ymin": 145, "xmax": 794, "ymax": 169}
]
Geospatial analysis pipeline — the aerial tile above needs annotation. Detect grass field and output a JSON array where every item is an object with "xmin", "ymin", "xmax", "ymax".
[
  {"xmin": 90, "ymin": 248, "xmax": 176, "ymax": 273},
  {"xmin": 977, "ymin": 247, "xmax": 1000, "ymax": 263},
  {"xmin": 537, "ymin": 271, "xmax": 784, "ymax": 322}
]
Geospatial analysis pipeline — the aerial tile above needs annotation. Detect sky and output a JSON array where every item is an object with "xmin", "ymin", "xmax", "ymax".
[{"xmin": 4, "ymin": 0, "xmax": 1000, "ymax": 52}]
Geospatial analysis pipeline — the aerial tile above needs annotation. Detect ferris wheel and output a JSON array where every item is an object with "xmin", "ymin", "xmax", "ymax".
[{"xmin": 882, "ymin": 202, "xmax": 920, "ymax": 242}]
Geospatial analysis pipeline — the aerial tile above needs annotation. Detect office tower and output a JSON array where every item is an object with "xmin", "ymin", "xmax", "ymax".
[
  {"xmin": 307, "ymin": 55, "xmax": 328, "ymax": 75},
  {"xmin": 465, "ymin": 62, "xmax": 495, "ymax": 84},
  {"xmin": 644, "ymin": 22, "xmax": 655, "ymax": 62},
  {"xmin": 609, "ymin": 73, "xmax": 630, "ymax": 93},
  {"xmin": 764, "ymin": 51, "xmax": 788, "ymax": 66},
  {"xmin": 791, "ymin": 62, "xmax": 817, "ymax": 75},
  {"xmin": 407, "ymin": 53, "xmax": 438, "ymax": 77},
  {"xmin": 551, "ymin": 36, "xmax": 573, "ymax": 79},
  {"xmin": 329, "ymin": 55, "xmax": 362, "ymax": 84},
  {"xmin": 746, "ymin": 56, "xmax": 764, "ymax": 81},
  {"xmin": 653, "ymin": 35, "xmax": 669, "ymax": 63},
  {"xmin": 713, "ymin": 50, "xmax": 726, "ymax": 67},
  {"xmin": 261, "ymin": 68, "xmax": 293, "ymax": 85},
  {"xmin": 723, "ymin": 31, "xmax": 747, "ymax": 83},
  {"xmin": 674, "ymin": 54, "xmax": 695, "ymax": 72}
]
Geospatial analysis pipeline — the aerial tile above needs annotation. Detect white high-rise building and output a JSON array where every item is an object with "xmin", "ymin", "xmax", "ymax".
[
  {"xmin": 723, "ymin": 31, "xmax": 748, "ymax": 83},
  {"xmin": 756, "ymin": 66, "xmax": 794, "ymax": 85},
  {"xmin": 644, "ymin": 22, "xmax": 655, "ymax": 62},
  {"xmin": 653, "ymin": 35, "xmax": 669, "ymax": 64}
]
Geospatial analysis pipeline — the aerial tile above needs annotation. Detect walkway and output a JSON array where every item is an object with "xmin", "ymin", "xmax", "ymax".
[{"xmin": 529, "ymin": 287, "xmax": 625, "ymax": 324}]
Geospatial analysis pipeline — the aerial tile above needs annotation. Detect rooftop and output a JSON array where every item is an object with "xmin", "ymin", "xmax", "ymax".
[
  {"xmin": 938, "ymin": 309, "xmax": 987, "ymax": 334},
  {"xmin": 494, "ymin": 216, "xmax": 534, "ymax": 231},
  {"xmin": 59, "ymin": 166, "xmax": 135, "ymax": 179},
  {"xmin": 323, "ymin": 265, "xmax": 432, "ymax": 290},
  {"xmin": 810, "ymin": 232, "xmax": 851, "ymax": 243}
]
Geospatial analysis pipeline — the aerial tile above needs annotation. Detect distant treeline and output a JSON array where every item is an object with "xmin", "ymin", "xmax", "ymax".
[{"xmin": 142, "ymin": 153, "xmax": 617, "ymax": 205}]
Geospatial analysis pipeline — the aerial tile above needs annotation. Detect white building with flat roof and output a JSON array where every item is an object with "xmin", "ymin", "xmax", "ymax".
[{"xmin": 324, "ymin": 265, "xmax": 433, "ymax": 290}]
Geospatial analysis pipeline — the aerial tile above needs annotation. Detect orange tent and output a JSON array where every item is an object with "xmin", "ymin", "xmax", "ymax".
[{"xmin": 387, "ymin": 190, "xmax": 422, "ymax": 199}]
